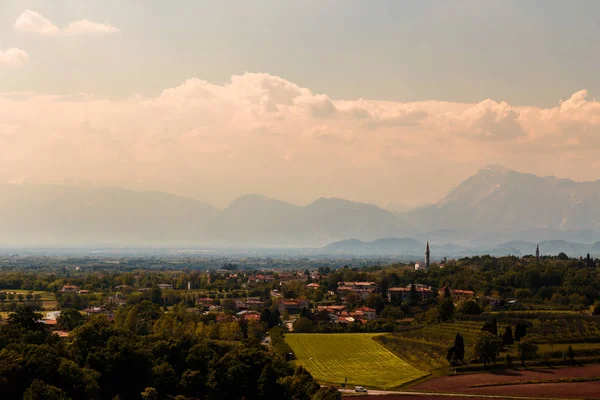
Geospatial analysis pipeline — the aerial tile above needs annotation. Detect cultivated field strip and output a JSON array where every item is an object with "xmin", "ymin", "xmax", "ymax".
[{"xmin": 286, "ymin": 333, "xmax": 427, "ymax": 389}]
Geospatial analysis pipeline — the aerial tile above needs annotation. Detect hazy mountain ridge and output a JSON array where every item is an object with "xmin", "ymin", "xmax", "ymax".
[
  {"xmin": 320, "ymin": 237, "xmax": 600, "ymax": 257},
  {"xmin": 403, "ymin": 164, "xmax": 600, "ymax": 234},
  {"xmin": 0, "ymin": 186, "xmax": 413, "ymax": 246},
  {"xmin": 2, "ymin": 164, "xmax": 600, "ymax": 248}
]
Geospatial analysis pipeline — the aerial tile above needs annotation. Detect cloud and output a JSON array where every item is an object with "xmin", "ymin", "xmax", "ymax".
[
  {"xmin": 13, "ymin": 10, "xmax": 59, "ymax": 35},
  {"xmin": 65, "ymin": 20, "xmax": 121, "ymax": 35},
  {"xmin": 14, "ymin": 10, "xmax": 120, "ymax": 36},
  {"xmin": 0, "ymin": 47, "xmax": 29, "ymax": 68},
  {"xmin": 0, "ymin": 73, "xmax": 599, "ymax": 206}
]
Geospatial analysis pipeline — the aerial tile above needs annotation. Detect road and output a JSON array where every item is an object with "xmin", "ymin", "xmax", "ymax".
[{"xmin": 338, "ymin": 388, "xmax": 579, "ymax": 400}]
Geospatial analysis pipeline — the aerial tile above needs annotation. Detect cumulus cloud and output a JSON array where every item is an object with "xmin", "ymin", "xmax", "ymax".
[
  {"xmin": 0, "ymin": 47, "xmax": 29, "ymax": 68},
  {"xmin": 0, "ymin": 72, "xmax": 599, "ymax": 206},
  {"xmin": 14, "ymin": 10, "xmax": 120, "ymax": 36}
]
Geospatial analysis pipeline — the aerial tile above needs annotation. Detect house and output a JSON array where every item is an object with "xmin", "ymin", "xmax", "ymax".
[
  {"xmin": 61, "ymin": 285, "xmax": 79, "ymax": 293},
  {"xmin": 250, "ymin": 274, "xmax": 275, "ymax": 284},
  {"xmin": 83, "ymin": 307, "xmax": 114, "ymax": 319},
  {"xmin": 355, "ymin": 306, "xmax": 377, "ymax": 320},
  {"xmin": 438, "ymin": 286, "xmax": 475, "ymax": 300},
  {"xmin": 337, "ymin": 281, "xmax": 377, "ymax": 299},
  {"xmin": 306, "ymin": 283, "xmax": 320, "ymax": 290},
  {"xmin": 38, "ymin": 319, "xmax": 58, "ymax": 328},
  {"xmin": 317, "ymin": 305, "xmax": 347, "ymax": 315},
  {"xmin": 197, "ymin": 297, "xmax": 215, "ymax": 307},
  {"xmin": 388, "ymin": 284, "xmax": 434, "ymax": 303},
  {"xmin": 78, "ymin": 289, "xmax": 90, "ymax": 294},
  {"xmin": 158, "ymin": 284, "xmax": 173, "ymax": 290},
  {"xmin": 277, "ymin": 299, "xmax": 309, "ymax": 314},
  {"xmin": 485, "ymin": 297, "xmax": 504, "ymax": 310},
  {"xmin": 236, "ymin": 310, "xmax": 261, "ymax": 321},
  {"xmin": 235, "ymin": 298, "xmax": 265, "ymax": 311},
  {"xmin": 107, "ymin": 294, "xmax": 127, "ymax": 307}
]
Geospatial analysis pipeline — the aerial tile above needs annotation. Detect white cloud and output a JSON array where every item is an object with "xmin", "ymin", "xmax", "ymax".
[
  {"xmin": 0, "ymin": 47, "xmax": 29, "ymax": 68},
  {"xmin": 65, "ymin": 20, "xmax": 121, "ymax": 35},
  {"xmin": 0, "ymin": 73, "xmax": 599, "ymax": 206},
  {"xmin": 13, "ymin": 10, "xmax": 59, "ymax": 35},
  {"xmin": 14, "ymin": 10, "xmax": 120, "ymax": 36}
]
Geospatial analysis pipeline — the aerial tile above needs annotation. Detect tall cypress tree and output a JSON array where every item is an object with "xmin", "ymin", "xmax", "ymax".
[{"xmin": 455, "ymin": 333, "xmax": 465, "ymax": 361}]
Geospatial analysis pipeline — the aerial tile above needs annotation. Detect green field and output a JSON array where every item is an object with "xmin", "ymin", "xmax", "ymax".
[{"xmin": 285, "ymin": 333, "xmax": 428, "ymax": 389}]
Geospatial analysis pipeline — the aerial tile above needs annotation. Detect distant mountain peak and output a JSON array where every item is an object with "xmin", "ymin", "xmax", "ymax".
[{"xmin": 481, "ymin": 164, "xmax": 512, "ymax": 174}]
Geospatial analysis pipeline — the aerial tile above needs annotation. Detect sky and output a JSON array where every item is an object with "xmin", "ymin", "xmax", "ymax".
[{"xmin": 1, "ymin": 1, "xmax": 600, "ymax": 208}]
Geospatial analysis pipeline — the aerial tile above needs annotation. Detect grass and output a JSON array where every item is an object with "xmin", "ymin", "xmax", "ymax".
[
  {"xmin": 285, "ymin": 333, "xmax": 427, "ymax": 389},
  {"xmin": 538, "ymin": 342, "xmax": 600, "ymax": 353},
  {"xmin": 373, "ymin": 334, "xmax": 448, "ymax": 373}
]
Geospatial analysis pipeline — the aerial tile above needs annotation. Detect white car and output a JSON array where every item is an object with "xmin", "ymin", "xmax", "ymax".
[{"xmin": 354, "ymin": 386, "xmax": 367, "ymax": 393}]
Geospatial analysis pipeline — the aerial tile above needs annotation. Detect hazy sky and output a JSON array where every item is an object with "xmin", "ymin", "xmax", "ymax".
[{"xmin": 2, "ymin": 1, "xmax": 600, "ymax": 207}]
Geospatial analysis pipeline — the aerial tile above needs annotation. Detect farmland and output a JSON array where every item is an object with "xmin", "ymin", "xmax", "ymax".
[
  {"xmin": 413, "ymin": 364, "xmax": 600, "ymax": 399},
  {"xmin": 0, "ymin": 289, "xmax": 57, "ymax": 310},
  {"xmin": 285, "ymin": 333, "xmax": 428, "ymax": 389}
]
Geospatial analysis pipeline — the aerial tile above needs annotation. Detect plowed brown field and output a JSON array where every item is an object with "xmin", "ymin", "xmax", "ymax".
[{"xmin": 412, "ymin": 364, "xmax": 600, "ymax": 399}]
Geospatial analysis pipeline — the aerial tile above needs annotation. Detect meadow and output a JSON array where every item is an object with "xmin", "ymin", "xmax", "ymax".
[
  {"xmin": 285, "ymin": 333, "xmax": 427, "ymax": 389},
  {"xmin": 0, "ymin": 289, "xmax": 57, "ymax": 310}
]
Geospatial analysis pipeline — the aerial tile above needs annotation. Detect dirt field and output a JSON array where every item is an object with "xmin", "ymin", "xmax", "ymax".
[
  {"xmin": 348, "ymin": 397, "xmax": 494, "ymax": 400},
  {"xmin": 413, "ymin": 365, "xmax": 600, "ymax": 399}
]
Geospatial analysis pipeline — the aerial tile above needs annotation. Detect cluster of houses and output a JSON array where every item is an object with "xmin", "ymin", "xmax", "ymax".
[
  {"xmin": 60, "ymin": 285, "xmax": 90, "ymax": 294},
  {"xmin": 337, "ymin": 281, "xmax": 378, "ymax": 299},
  {"xmin": 316, "ymin": 305, "xmax": 377, "ymax": 324},
  {"xmin": 51, "ymin": 269, "xmax": 490, "ymax": 334}
]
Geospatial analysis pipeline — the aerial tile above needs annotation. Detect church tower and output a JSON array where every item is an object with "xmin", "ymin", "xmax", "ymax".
[
  {"xmin": 536, "ymin": 244, "xmax": 540, "ymax": 261},
  {"xmin": 425, "ymin": 241, "xmax": 430, "ymax": 269}
]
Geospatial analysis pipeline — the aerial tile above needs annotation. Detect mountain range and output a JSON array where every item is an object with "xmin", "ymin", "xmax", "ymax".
[{"xmin": 2, "ymin": 165, "xmax": 600, "ymax": 250}]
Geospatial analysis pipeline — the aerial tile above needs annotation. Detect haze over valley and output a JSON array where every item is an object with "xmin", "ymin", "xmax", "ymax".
[{"xmin": 3, "ymin": 165, "xmax": 600, "ymax": 256}]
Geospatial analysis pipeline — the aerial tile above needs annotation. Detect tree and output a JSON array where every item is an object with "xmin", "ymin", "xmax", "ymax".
[
  {"xmin": 344, "ymin": 292, "xmax": 361, "ymax": 309},
  {"xmin": 365, "ymin": 293, "xmax": 385, "ymax": 314},
  {"xmin": 517, "ymin": 339, "xmax": 539, "ymax": 367},
  {"xmin": 438, "ymin": 298, "xmax": 455, "ymax": 322},
  {"xmin": 279, "ymin": 366, "xmax": 320, "ymax": 400},
  {"xmin": 514, "ymin": 323, "xmax": 527, "ymax": 342},
  {"xmin": 23, "ymin": 380, "xmax": 69, "ymax": 400},
  {"xmin": 564, "ymin": 345, "xmax": 576, "ymax": 361},
  {"xmin": 313, "ymin": 386, "xmax": 342, "ymax": 400},
  {"xmin": 152, "ymin": 362, "xmax": 177, "ymax": 395},
  {"xmin": 455, "ymin": 333, "xmax": 465, "ymax": 361},
  {"xmin": 293, "ymin": 317, "xmax": 313, "ymax": 333},
  {"xmin": 481, "ymin": 318, "xmax": 497, "ymax": 336},
  {"xmin": 475, "ymin": 332, "xmax": 502, "ymax": 367},
  {"xmin": 140, "ymin": 387, "xmax": 159, "ymax": 400},
  {"xmin": 149, "ymin": 287, "xmax": 162, "ymax": 305},
  {"xmin": 408, "ymin": 283, "xmax": 420, "ymax": 305},
  {"xmin": 57, "ymin": 308, "xmax": 86, "ymax": 331},
  {"xmin": 458, "ymin": 300, "xmax": 483, "ymax": 315},
  {"xmin": 221, "ymin": 299, "xmax": 237, "ymax": 314},
  {"xmin": 447, "ymin": 333, "xmax": 465, "ymax": 364},
  {"xmin": 443, "ymin": 286, "xmax": 452, "ymax": 299},
  {"xmin": 7, "ymin": 306, "xmax": 44, "ymax": 331},
  {"xmin": 502, "ymin": 326, "xmax": 514, "ymax": 347}
]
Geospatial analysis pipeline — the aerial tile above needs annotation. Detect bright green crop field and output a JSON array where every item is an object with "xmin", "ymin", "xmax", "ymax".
[{"xmin": 285, "ymin": 333, "xmax": 427, "ymax": 389}]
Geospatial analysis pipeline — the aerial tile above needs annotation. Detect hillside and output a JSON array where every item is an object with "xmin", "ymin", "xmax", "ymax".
[
  {"xmin": 403, "ymin": 165, "xmax": 600, "ymax": 235},
  {"xmin": 0, "ymin": 186, "xmax": 414, "ymax": 246}
]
